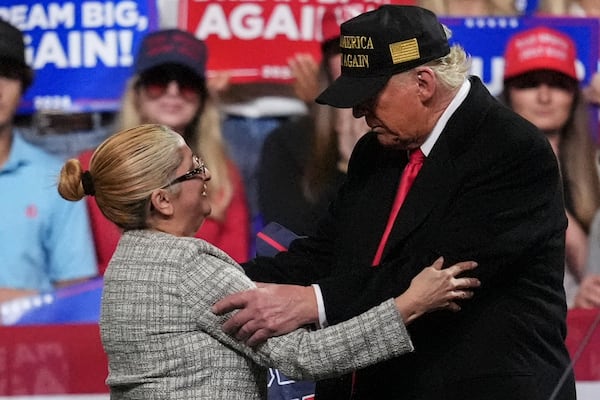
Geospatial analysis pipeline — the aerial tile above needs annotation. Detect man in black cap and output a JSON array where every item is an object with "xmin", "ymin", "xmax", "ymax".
[{"xmin": 214, "ymin": 5, "xmax": 576, "ymax": 399}]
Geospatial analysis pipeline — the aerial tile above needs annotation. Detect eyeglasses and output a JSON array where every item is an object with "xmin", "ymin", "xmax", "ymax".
[
  {"xmin": 161, "ymin": 155, "xmax": 208, "ymax": 188},
  {"xmin": 137, "ymin": 65, "xmax": 205, "ymax": 102}
]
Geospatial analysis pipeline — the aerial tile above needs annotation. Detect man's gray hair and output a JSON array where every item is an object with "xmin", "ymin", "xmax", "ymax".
[{"xmin": 425, "ymin": 25, "xmax": 471, "ymax": 89}]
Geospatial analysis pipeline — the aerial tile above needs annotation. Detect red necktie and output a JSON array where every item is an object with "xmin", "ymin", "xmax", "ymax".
[{"xmin": 371, "ymin": 148, "xmax": 425, "ymax": 266}]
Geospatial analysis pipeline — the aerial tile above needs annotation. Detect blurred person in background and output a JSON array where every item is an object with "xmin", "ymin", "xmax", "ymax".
[
  {"xmin": 501, "ymin": 26, "xmax": 600, "ymax": 308},
  {"xmin": 58, "ymin": 123, "xmax": 479, "ymax": 399},
  {"xmin": 258, "ymin": 4, "xmax": 369, "ymax": 236},
  {"xmin": 0, "ymin": 19, "xmax": 96, "ymax": 302},
  {"xmin": 536, "ymin": 1, "xmax": 600, "ymax": 308},
  {"xmin": 78, "ymin": 29, "xmax": 250, "ymax": 274},
  {"xmin": 219, "ymin": 82, "xmax": 306, "ymax": 237}
]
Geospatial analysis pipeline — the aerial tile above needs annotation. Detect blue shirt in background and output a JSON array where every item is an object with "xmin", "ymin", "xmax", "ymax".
[{"xmin": 0, "ymin": 131, "xmax": 97, "ymax": 292}]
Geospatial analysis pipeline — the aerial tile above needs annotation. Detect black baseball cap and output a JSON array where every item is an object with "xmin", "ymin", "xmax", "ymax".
[
  {"xmin": 0, "ymin": 19, "xmax": 27, "ymax": 66},
  {"xmin": 316, "ymin": 5, "xmax": 450, "ymax": 108},
  {"xmin": 0, "ymin": 19, "xmax": 33, "ymax": 88}
]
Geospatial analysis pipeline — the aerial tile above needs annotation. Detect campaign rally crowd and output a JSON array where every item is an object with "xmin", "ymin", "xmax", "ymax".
[{"xmin": 1, "ymin": 0, "xmax": 600, "ymax": 399}]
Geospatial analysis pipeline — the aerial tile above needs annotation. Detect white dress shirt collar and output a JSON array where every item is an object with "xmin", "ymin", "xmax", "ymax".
[{"xmin": 420, "ymin": 79, "xmax": 471, "ymax": 157}]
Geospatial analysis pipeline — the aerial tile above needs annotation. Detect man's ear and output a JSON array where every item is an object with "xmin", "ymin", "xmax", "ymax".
[
  {"xmin": 415, "ymin": 67, "xmax": 436, "ymax": 101},
  {"xmin": 149, "ymin": 189, "xmax": 174, "ymax": 217}
]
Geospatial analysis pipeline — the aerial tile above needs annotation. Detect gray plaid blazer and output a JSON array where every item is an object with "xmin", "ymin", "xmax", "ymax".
[{"xmin": 100, "ymin": 230, "xmax": 413, "ymax": 399}]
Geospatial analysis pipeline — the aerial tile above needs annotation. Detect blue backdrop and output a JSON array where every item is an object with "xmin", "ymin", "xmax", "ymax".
[{"xmin": 1, "ymin": 0, "xmax": 158, "ymax": 114}]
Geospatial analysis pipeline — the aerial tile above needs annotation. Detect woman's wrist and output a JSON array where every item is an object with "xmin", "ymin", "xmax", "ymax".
[{"xmin": 394, "ymin": 293, "xmax": 423, "ymax": 325}]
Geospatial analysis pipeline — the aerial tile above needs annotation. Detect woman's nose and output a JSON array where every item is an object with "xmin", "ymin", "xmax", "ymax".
[
  {"xmin": 166, "ymin": 81, "xmax": 180, "ymax": 95},
  {"xmin": 536, "ymin": 84, "xmax": 552, "ymax": 102}
]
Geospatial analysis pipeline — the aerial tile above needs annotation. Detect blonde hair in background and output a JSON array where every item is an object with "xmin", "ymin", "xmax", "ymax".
[
  {"xmin": 117, "ymin": 77, "xmax": 233, "ymax": 221},
  {"xmin": 58, "ymin": 124, "xmax": 184, "ymax": 230},
  {"xmin": 427, "ymin": 44, "xmax": 471, "ymax": 90},
  {"xmin": 560, "ymin": 96, "xmax": 600, "ymax": 230}
]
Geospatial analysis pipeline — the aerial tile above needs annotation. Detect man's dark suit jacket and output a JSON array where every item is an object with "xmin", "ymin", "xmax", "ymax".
[{"xmin": 244, "ymin": 77, "xmax": 576, "ymax": 400}]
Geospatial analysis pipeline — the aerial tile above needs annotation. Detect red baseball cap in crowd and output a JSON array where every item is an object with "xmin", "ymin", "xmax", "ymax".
[{"xmin": 503, "ymin": 26, "xmax": 578, "ymax": 81}]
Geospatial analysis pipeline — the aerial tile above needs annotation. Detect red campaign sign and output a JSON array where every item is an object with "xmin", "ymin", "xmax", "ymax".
[
  {"xmin": 178, "ymin": 0, "xmax": 415, "ymax": 83},
  {"xmin": 566, "ymin": 308, "xmax": 600, "ymax": 381},
  {"xmin": 0, "ymin": 324, "xmax": 108, "ymax": 395}
]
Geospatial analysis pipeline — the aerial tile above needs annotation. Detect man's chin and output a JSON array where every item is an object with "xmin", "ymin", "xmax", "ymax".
[{"xmin": 376, "ymin": 134, "xmax": 408, "ymax": 150}]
